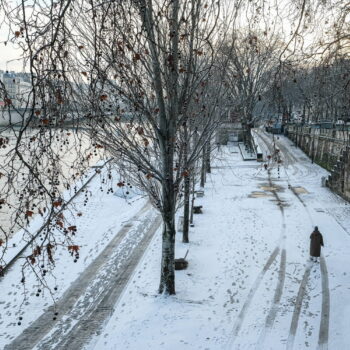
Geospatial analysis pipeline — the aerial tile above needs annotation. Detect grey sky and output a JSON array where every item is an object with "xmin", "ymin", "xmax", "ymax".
[
  {"xmin": 0, "ymin": 17, "xmax": 23, "ymax": 71},
  {"xmin": 0, "ymin": 0, "xmax": 339, "ymax": 72}
]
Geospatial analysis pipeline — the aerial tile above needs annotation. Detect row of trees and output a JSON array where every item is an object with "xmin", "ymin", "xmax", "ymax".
[
  {"xmin": 260, "ymin": 56, "xmax": 350, "ymax": 125},
  {"xmin": 257, "ymin": 1, "xmax": 350, "ymax": 124},
  {"xmin": 0, "ymin": 0, "xmax": 233, "ymax": 295},
  {"xmin": 0, "ymin": 0, "xmax": 348, "ymax": 296}
]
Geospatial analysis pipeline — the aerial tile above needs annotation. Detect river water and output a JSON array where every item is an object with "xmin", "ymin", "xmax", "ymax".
[{"xmin": 0, "ymin": 127, "xmax": 104, "ymax": 240}]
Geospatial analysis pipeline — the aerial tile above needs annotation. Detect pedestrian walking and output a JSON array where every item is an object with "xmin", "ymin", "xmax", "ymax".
[{"xmin": 310, "ymin": 226, "xmax": 324, "ymax": 262}]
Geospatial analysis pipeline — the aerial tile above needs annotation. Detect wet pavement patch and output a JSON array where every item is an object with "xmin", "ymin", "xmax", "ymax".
[
  {"xmin": 249, "ymin": 184, "xmax": 285, "ymax": 198},
  {"xmin": 259, "ymin": 183, "xmax": 284, "ymax": 192},
  {"xmin": 249, "ymin": 191, "xmax": 272, "ymax": 198},
  {"xmin": 291, "ymin": 186, "xmax": 308, "ymax": 194},
  {"xmin": 260, "ymin": 186, "xmax": 279, "ymax": 191}
]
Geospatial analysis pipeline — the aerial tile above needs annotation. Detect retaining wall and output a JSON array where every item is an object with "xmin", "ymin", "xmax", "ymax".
[{"xmin": 286, "ymin": 125, "xmax": 350, "ymax": 201}]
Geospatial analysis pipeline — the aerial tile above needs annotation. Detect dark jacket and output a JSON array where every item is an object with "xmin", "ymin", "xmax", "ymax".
[{"xmin": 310, "ymin": 230, "xmax": 324, "ymax": 257}]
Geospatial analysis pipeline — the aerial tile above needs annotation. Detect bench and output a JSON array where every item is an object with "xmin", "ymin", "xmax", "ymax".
[
  {"xmin": 193, "ymin": 205, "xmax": 203, "ymax": 214},
  {"xmin": 175, "ymin": 250, "xmax": 189, "ymax": 270},
  {"xmin": 196, "ymin": 190, "xmax": 204, "ymax": 198}
]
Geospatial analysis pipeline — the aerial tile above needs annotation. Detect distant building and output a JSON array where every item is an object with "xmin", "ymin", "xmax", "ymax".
[{"xmin": 0, "ymin": 70, "xmax": 32, "ymax": 109}]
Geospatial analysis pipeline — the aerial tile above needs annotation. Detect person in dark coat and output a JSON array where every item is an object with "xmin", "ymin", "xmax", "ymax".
[{"xmin": 310, "ymin": 226, "xmax": 324, "ymax": 262}]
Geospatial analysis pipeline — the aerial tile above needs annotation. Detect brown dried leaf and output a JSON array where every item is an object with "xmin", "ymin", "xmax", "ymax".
[
  {"xmin": 68, "ymin": 245, "xmax": 79, "ymax": 252},
  {"xmin": 133, "ymin": 53, "xmax": 141, "ymax": 61}
]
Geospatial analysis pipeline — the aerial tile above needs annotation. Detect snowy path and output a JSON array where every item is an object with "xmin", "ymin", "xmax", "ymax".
[
  {"xmin": 287, "ymin": 261, "xmax": 312, "ymax": 350},
  {"xmin": 2, "ymin": 131, "xmax": 350, "ymax": 350},
  {"xmin": 227, "ymin": 131, "xmax": 293, "ymax": 349},
  {"xmin": 83, "ymin": 131, "xmax": 350, "ymax": 350},
  {"xmin": 84, "ymin": 131, "xmax": 350, "ymax": 350},
  {"xmin": 227, "ymin": 245, "xmax": 281, "ymax": 346},
  {"xmin": 248, "ymin": 130, "xmax": 331, "ymax": 350},
  {"xmin": 4, "ymin": 201, "xmax": 161, "ymax": 350}
]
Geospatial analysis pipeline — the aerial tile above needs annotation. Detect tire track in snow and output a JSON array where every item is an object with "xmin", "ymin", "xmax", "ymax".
[
  {"xmin": 277, "ymin": 141, "xmax": 329, "ymax": 350},
  {"xmin": 39, "ymin": 214, "xmax": 162, "ymax": 350},
  {"xmin": 282, "ymin": 158, "xmax": 329, "ymax": 349},
  {"xmin": 257, "ymin": 130, "xmax": 331, "ymax": 350},
  {"xmin": 226, "ymin": 246, "xmax": 280, "ymax": 349},
  {"xmin": 256, "ymin": 247, "xmax": 286, "ymax": 347},
  {"xmin": 253, "ymin": 130, "xmax": 293, "ymax": 183},
  {"xmin": 4, "ymin": 201, "xmax": 158, "ymax": 350},
  {"xmin": 289, "ymin": 186, "xmax": 315, "ymax": 227},
  {"xmin": 227, "ymin": 187, "xmax": 286, "ymax": 348},
  {"xmin": 267, "ymin": 248, "xmax": 287, "ymax": 327},
  {"xmin": 255, "ymin": 173, "xmax": 287, "ymax": 347},
  {"xmin": 318, "ymin": 255, "xmax": 330, "ymax": 350},
  {"xmin": 286, "ymin": 261, "xmax": 312, "ymax": 350},
  {"xmin": 255, "ymin": 130, "xmax": 318, "ymax": 181},
  {"xmin": 226, "ymin": 131, "xmax": 288, "ymax": 349},
  {"xmin": 269, "ymin": 133, "xmax": 329, "ymax": 350}
]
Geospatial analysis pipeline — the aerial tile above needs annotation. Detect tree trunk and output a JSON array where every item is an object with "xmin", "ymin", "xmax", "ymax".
[
  {"xmin": 182, "ymin": 123, "xmax": 190, "ymax": 243},
  {"xmin": 157, "ymin": 141, "xmax": 177, "ymax": 295},
  {"xmin": 157, "ymin": 0, "xmax": 179, "ymax": 295},
  {"xmin": 205, "ymin": 140, "xmax": 211, "ymax": 173},
  {"xmin": 158, "ymin": 148, "xmax": 176, "ymax": 294},
  {"xmin": 200, "ymin": 146, "xmax": 206, "ymax": 188},
  {"xmin": 189, "ymin": 174, "xmax": 195, "ymax": 225},
  {"xmin": 158, "ymin": 217, "xmax": 176, "ymax": 295},
  {"xmin": 182, "ymin": 172, "xmax": 190, "ymax": 243}
]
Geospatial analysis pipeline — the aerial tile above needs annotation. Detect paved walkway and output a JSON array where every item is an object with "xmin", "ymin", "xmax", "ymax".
[{"xmin": 5, "ymin": 202, "xmax": 161, "ymax": 350}]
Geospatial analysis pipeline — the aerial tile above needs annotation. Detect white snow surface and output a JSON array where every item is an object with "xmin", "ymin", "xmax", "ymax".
[
  {"xmin": 1, "ymin": 132, "xmax": 350, "ymax": 350},
  {"xmin": 87, "ymin": 134, "xmax": 350, "ymax": 350},
  {"xmin": 0, "ymin": 167, "xmax": 148, "ymax": 347}
]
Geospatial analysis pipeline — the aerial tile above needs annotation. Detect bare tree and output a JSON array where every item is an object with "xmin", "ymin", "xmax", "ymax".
[
  {"xmin": 221, "ymin": 30, "xmax": 281, "ymax": 148},
  {"xmin": 0, "ymin": 0, "xmax": 227, "ymax": 295}
]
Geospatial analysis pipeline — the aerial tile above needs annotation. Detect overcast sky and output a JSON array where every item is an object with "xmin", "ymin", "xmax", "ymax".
[
  {"xmin": 0, "ymin": 0, "xmax": 336, "ymax": 72},
  {"xmin": 0, "ymin": 43, "xmax": 22, "ymax": 72},
  {"xmin": 0, "ymin": 15, "xmax": 24, "ymax": 72}
]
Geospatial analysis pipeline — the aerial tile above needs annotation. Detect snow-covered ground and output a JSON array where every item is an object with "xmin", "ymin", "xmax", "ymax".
[
  {"xmin": 0, "ymin": 166, "xmax": 150, "ymax": 348},
  {"xmin": 87, "ymin": 132, "xmax": 350, "ymax": 350},
  {"xmin": 1, "ymin": 130, "xmax": 350, "ymax": 350}
]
